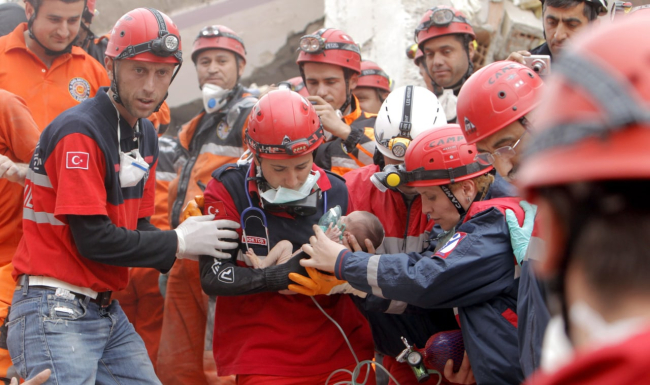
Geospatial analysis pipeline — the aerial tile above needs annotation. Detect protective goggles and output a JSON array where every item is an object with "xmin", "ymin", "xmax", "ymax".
[
  {"xmin": 298, "ymin": 34, "xmax": 361, "ymax": 55},
  {"xmin": 246, "ymin": 127, "xmax": 324, "ymax": 157},
  {"xmin": 197, "ymin": 25, "xmax": 247, "ymax": 51},
  {"xmin": 416, "ymin": 8, "xmax": 469, "ymax": 32}
]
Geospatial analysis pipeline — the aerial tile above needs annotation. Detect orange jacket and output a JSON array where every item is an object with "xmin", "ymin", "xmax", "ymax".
[
  {"xmin": 0, "ymin": 90, "xmax": 40, "ymax": 263},
  {"xmin": 0, "ymin": 23, "xmax": 109, "ymax": 130},
  {"xmin": 167, "ymin": 87, "xmax": 256, "ymax": 229}
]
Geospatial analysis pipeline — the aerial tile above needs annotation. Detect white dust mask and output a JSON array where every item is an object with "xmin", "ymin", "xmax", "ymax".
[
  {"xmin": 202, "ymin": 83, "xmax": 230, "ymax": 114},
  {"xmin": 261, "ymin": 170, "xmax": 321, "ymax": 204},
  {"xmin": 117, "ymin": 119, "xmax": 149, "ymax": 188}
]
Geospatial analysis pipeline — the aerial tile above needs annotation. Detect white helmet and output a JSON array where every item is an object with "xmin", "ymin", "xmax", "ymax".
[{"xmin": 374, "ymin": 85, "xmax": 447, "ymax": 161}]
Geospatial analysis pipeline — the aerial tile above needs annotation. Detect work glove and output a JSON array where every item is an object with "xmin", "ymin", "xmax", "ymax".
[
  {"xmin": 181, "ymin": 195, "xmax": 205, "ymax": 223},
  {"xmin": 288, "ymin": 267, "xmax": 367, "ymax": 297},
  {"xmin": 505, "ymin": 201, "xmax": 537, "ymax": 266},
  {"xmin": 264, "ymin": 251, "xmax": 308, "ymax": 292},
  {"xmin": 174, "ymin": 215, "xmax": 240, "ymax": 260}
]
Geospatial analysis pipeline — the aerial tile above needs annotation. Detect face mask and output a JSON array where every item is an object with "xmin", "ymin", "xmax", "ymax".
[
  {"xmin": 438, "ymin": 89, "xmax": 458, "ymax": 122},
  {"xmin": 202, "ymin": 83, "xmax": 230, "ymax": 114},
  {"xmin": 260, "ymin": 170, "xmax": 320, "ymax": 204},
  {"xmin": 116, "ymin": 118, "xmax": 149, "ymax": 188}
]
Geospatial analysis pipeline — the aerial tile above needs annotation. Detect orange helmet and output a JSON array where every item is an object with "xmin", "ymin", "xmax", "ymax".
[
  {"xmin": 457, "ymin": 61, "xmax": 544, "ymax": 144},
  {"xmin": 246, "ymin": 90, "xmax": 324, "ymax": 160},
  {"xmin": 105, "ymin": 8, "xmax": 182, "ymax": 65},
  {"xmin": 191, "ymin": 25, "xmax": 246, "ymax": 64},
  {"xmin": 358, "ymin": 60, "xmax": 391, "ymax": 92},
  {"xmin": 403, "ymin": 125, "xmax": 492, "ymax": 187},
  {"xmin": 296, "ymin": 28, "xmax": 361, "ymax": 74},
  {"xmin": 518, "ymin": 15, "xmax": 650, "ymax": 197},
  {"xmin": 415, "ymin": 6, "xmax": 475, "ymax": 49}
]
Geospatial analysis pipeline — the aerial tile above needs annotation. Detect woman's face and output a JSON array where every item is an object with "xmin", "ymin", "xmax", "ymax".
[{"xmin": 416, "ymin": 184, "xmax": 463, "ymax": 231}]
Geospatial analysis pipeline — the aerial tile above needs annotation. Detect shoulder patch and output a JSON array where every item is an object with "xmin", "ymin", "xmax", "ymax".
[
  {"xmin": 205, "ymin": 201, "xmax": 227, "ymax": 217},
  {"xmin": 66, "ymin": 152, "xmax": 89, "ymax": 169},
  {"xmin": 435, "ymin": 232, "xmax": 467, "ymax": 259}
]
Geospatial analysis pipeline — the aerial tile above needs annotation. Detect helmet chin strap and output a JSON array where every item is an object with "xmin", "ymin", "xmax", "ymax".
[
  {"xmin": 28, "ymin": 16, "xmax": 76, "ymax": 56},
  {"xmin": 440, "ymin": 185, "xmax": 466, "ymax": 216},
  {"xmin": 111, "ymin": 59, "xmax": 182, "ymax": 113}
]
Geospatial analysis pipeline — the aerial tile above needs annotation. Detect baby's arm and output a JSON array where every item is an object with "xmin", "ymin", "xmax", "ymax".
[{"xmin": 271, "ymin": 240, "xmax": 295, "ymax": 265}]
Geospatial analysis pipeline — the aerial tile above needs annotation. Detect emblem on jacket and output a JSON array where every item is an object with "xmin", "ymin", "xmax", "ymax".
[
  {"xmin": 217, "ymin": 121, "xmax": 232, "ymax": 140},
  {"xmin": 68, "ymin": 77, "xmax": 91, "ymax": 102}
]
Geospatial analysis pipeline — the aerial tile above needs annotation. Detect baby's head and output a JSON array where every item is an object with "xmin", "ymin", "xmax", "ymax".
[{"xmin": 341, "ymin": 211, "xmax": 385, "ymax": 252}]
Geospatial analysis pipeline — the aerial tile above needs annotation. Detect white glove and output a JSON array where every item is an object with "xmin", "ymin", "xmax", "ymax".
[{"xmin": 174, "ymin": 215, "xmax": 240, "ymax": 260}]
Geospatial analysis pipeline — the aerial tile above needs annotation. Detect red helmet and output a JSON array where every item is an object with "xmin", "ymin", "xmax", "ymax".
[
  {"xmin": 518, "ymin": 15, "xmax": 650, "ymax": 196},
  {"xmin": 191, "ymin": 25, "xmax": 246, "ymax": 64},
  {"xmin": 296, "ymin": 28, "xmax": 361, "ymax": 74},
  {"xmin": 358, "ymin": 60, "xmax": 391, "ymax": 92},
  {"xmin": 246, "ymin": 90, "xmax": 324, "ymax": 160},
  {"xmin": 415, "ymin": 6, "xmax": 475, "ymax": 48},
  {"xmin": 286, "ymin": 76, "xmax": 309, "ymax": 97},
  {"xmin": 83, "ymin": 0, "xmax": 96, "ymax": 24},
  {"xmin": 403, "ymin": 125, "xmax": 492, "ymax": 187},
  {"xmin": 105, "ymin": 8, "xmax": 182, "ymax": 65},
  {"xmin": 457, "ymin": 61, "xmax": 544, "ymax": 144}
]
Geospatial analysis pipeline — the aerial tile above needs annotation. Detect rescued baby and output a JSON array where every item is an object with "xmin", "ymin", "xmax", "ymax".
[{"xmin": 246, "ymin": 209, "xmax": 384, "ymax": 268}]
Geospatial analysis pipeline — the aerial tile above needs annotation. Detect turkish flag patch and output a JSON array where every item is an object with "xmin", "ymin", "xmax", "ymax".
[
  {"xmin": 434, "ymin": 232, "xmax": 467, "ymax": 259},
  {"xmin": 66, "ymin": 152, "xmax": 89, "ymax": 170},
  {"xmin": 205, "ymin": 201, "xmax": 227, "ymax": 217}
]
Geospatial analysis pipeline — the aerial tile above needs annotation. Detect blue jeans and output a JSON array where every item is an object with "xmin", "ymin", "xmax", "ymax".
[{"xmin": 6, "ymin": 286, "xmax": 160, "ymax": 384}]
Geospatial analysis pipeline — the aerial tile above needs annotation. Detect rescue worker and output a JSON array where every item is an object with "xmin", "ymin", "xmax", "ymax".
[
  {"xmin": 518, "ymin": 15, "xmax": 650, "ymax": 384},
  {"xmin": 506, "ymin": 0, "xmax": 607, "ymax": 63},
  {"xmin": 415, "ymin": 6, "xmax": 476, "ymax": 123},
  {"xmin": 0, "ymin": 0, "xmax": 109, "ymax": 130},
  {"xmin": 0, "ymin": 91, "xmax": 40, "ymax": 384},
  {"xmin": 158, "ymin": 24, "xmax": 256, "ymax": 385},
  {"xmin": 6, "ymin": 9, "xmax": 239, "ymax": 384},
  {"xmin": 291, "ymin": 86, "xmax": 465, "ymax": 385},
  {"xmin": 456, "ymin": 60, "xmax": 548, "ymax": 378},
  {"xmin": 74, "ymin": 0, "xmax": 172, "ymax": 134},
  {"xmin": 279, "ymin": 76, "xmax": 309, "ymax": 97},
  {"xmin": 352, "ymin": 60, "xmax": 391, "ymax": 114},
  {"xmin": 199, "ymin": 90, "xmax": 375, "ymax": 384},
  {"xmin": 297, "ymin": 28, "xmax": 377, "ymax": 175},
  {"xmin": 407, "ymin": 44, "xmax": 435, "ymax": 93},
  {"xmin": 300, "ymin": 125, "xmax": 525, "ymax": 384}
]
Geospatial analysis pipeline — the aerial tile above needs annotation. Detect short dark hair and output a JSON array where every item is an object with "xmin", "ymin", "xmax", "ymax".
[
  {"xmin": 543, "ymin": 0, "xmax": 600, "ymax": 21},
  {"xmin": 541, "ymin": 180, "xmax": 650, "ymax": 307},
  {"xmin": 348, "ymin": 211, "xmax": 385, "ymax": 252}
]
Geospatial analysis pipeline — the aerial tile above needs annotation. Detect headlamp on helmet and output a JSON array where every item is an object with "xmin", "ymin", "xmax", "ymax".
[
  {"xmin": 299, "ymin": 34, "xmax": 326, "ymax": 54},
  {"xmin": 406, "ymin": 44, "xmax": 418, "ymax": 59},
  {"xmin": 431, "ymin": 8, "xmax": 455, "ymax": 26}
]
